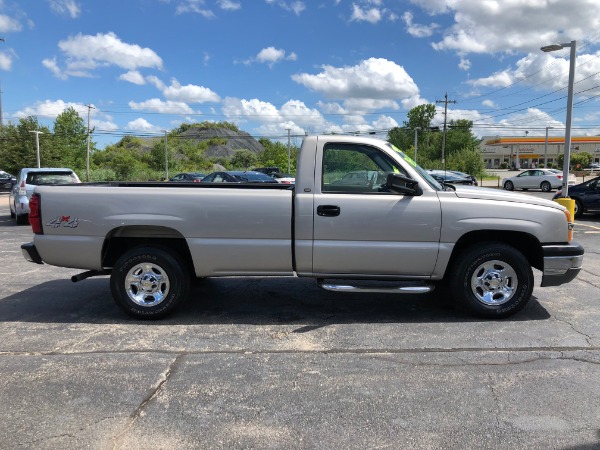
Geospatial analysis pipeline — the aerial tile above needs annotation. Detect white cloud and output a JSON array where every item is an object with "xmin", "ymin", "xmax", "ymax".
[
  {"xmin": 426, "ymin": 0, "xmax": 600, "ymax": 55},
  {"xmin": 146, "ymin": 75, "xmax": 166, "ymax": 91},
  {"xmin": 42, "ymin": 57, "xmax": 65, "ymax": 79},
  {"xmin": 119, "ymin": 70, "xmax": 146, "ymax": 85},
  {"xmin": 217, "ymin": 0, "xmax": 241, "ymax": 10},
  {"xmin": 402, "ymin": 11, "xmax": 438, "ymax": 38},
  {"xmin": 372, "ymin": 115, "xmax": 398, "ymax": 129},
  {"xmin": 127, "ymin": 118, "xmax": 161, "ymax": 131},
  {"xmin": 0, "ymin": 14, "xmax": 22, "ymax": 33},
  {"xmin": 482, "ymin": 99, "xmax": 497, "ymax": 108},
  {"xmin": 222, "ymin": 97, "xmax": 282, "ymax": 123},
  {"xmin": 162, "ymin": 78, "xmax": 221, "ymax": 103},
  {"xmin": 176, "ymin": 0, "xmax": 215, "ymax": 18},
  {"xmin": 265, "ymin": 1, "xmax": 306, "ymax": 16},
  {"xmin": 46, "ymin": 32, "xmax": 163, "ymax": 78},
  {"xmin": 253, "ymin": 46, "xmax": 297, "ymax": 66},
  {"xmin": 48, "ymin": 0, "xmax": 81, "ymax": 18},
  {"xmin": 350, "ymin": 4, "xmax": 381, "ymax": 24},
  {"xmin": 129, "ymin": 98, "xmax": 195, "ymax": 114},
  {"xmin": 222, "ymin": 97, "xmax": 339, "ymax": 136},
  {"xmin": 14, "ymin": 100, "xmax": 115, "ymax": 131},
  {"xmin": 292, "ymin": 58, "xmax": 419, "ymax": 101},
  {"xmin": 342, "ymin": 98, "xmax": 400, "ymax": 112},
  {"xmin": 469, "ymin": 51, "xmax": 600, "ymax": 99},
  {"xmin": 0, "ymin": 51, "xmax": 13, "ymax": 71},
  {"xmin": 458, "ymin": 57, "xmax": 471, "ymax": 71}
]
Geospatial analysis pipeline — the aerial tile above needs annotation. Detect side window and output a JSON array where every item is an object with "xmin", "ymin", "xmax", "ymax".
[{"xmin": 322, "ymin": 143, "xmax": 407, "ymax": 193}]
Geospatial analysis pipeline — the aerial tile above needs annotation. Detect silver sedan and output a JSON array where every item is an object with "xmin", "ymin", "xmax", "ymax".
[{"xmin": 502, "ymin": 169, "xmax": 576, "ymax": 192}]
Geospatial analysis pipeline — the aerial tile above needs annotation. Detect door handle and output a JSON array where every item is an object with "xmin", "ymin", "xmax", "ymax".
[{"xmin": 317, "ymin": 205, "xmax": 341, "ymax": 217}]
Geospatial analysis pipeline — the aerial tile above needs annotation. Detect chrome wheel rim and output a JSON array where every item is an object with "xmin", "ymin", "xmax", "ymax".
[
  {"xmin": 125, "ymin": 262, "xmax": 170, "ymax": 307},
  {"xmin": 470, "ymin": 259, "xmax": 517, "ymax": 306}
]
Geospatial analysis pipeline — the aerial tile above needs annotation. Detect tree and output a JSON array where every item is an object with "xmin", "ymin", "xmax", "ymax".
[
  {"xmin": 52, "ymin": 107, "xmax": 90, "ymax": 172},
  {"xmin": 230, "ymin": 149, "xmax": 258, "ymax": 169},
  {"xmin": 388, "ymin": 104, "xmax": 439, "ymax": 157},
  {"xmin": 257, "ymin": 138, "xmax": 299, "ymax": 173},
  {"xmin": 0, "ymin": 117, "xmax": 53, "ymax": 173}
]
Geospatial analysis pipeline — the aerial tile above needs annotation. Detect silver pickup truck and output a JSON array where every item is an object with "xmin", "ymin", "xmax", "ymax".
[{"xmin": 21, "ymin": 135, "xmax": 584, "ymax": 320}]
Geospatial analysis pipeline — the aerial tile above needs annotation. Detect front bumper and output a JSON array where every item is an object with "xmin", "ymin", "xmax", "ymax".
[
  {"xmin": 541, "ymin": 242, "xmax": 584, "ymax": 287},
  {"xmin": 21, "ymin": 242, "xmax": 43, "ymax": 265}
]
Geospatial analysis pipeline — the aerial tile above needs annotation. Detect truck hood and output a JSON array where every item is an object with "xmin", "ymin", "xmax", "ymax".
[{"xmin": 451, "ymin": 185, "xmax": 565, "ymax": 210}]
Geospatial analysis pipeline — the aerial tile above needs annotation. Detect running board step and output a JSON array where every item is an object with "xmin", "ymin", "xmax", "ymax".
[{"xmin": 317, "ymin": 279, "xmax": 434, "ymax": 294}]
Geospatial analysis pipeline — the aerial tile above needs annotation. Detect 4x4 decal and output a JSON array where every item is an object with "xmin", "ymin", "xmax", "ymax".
[{"xmin": 46, "ymin": 216, "xmax": 79, "ymax": 228}]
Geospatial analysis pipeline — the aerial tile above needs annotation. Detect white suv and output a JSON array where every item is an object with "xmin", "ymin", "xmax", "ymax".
[{"xmin": 9, "ymin": 168, "xmax": 80, "ymax": 225}]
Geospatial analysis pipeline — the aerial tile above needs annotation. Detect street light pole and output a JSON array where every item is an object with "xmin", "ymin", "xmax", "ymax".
[
  {"xmin": 29, "ymin": 130, "xmax": 43, "ymax": 168},
  {"xmin": 413, "ymin": 127, "xmax": 421, "ymax": 163},
  {"xmin": 544, "ymin": 126, "xmax": 554, "ymax": 168},
  {"xmin": 541, "ymin": 41, "xmax": 576, "ymax": 197}
]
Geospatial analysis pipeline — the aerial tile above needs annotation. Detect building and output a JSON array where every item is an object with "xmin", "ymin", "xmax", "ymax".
[{"xmin": 480, "ymin": 136, "xmax": 600, "ymax": 169}]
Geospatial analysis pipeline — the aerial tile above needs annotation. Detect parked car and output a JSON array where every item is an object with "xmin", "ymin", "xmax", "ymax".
[
  {"xmin": 169, "ymin": 172, "xmax": 206, "ymax": 182},
  {"xmin": 448, "ymin": 170, "xmax": 478, "ymax": 186},
  {"xmin": 252, "ymin": 167, "xmax": 281, "ymax": 176},
  {"xmin": 9, "ymin": 168, "xmax": 80, "ymax": 224},
  {"xmin": 0, "ymin": 170, "xmax": 16, "ymax": 190},
  {"xmin": 502, "ymin": 168, "xmax": 575, "ymax": 192},
  {"xmin": 201, "ymin": 171, "xmax": 280, "ymax": 183},
  {"xmin": 271, "ymin": 172, "xmax": 295, "ymax": 184},
  {"xmin": 427, "ymin": 170, "xmax": 476, "ymax": 186},
  {"xmin": 584, "ymin": 162, "xmax": 600, "ymax": 171},
  {"xmin": 553, "ymin": 176, "xmax": 600, "ymax": 218}
]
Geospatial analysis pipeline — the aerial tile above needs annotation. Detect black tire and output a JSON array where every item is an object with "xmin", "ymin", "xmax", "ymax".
[
  {"xmin": 540, "ymin": 181, "xmax": 552, "ymax": 192},
  {"xmin": 503, "ymin": 181, "xmax": 514, "ymax": 191},
  {"xmin": 450, "ymin": 242, "xmax": 533, "ymax": 319},
  {"xmin": 15, "ymin": 212, "xmax": 28, "ymax": 225},
  {"xmin": 110, "ymin": 247, "xmax": 190, "ymax": 319},
  {"xmin": 574, "ymin": 198, "xmax": 583, "ymax": 219}
]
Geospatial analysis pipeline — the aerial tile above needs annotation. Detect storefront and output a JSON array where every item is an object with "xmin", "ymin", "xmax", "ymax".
[{"xmin": 480, "ymin": 136, "xmax": 600, "ymax": 169}]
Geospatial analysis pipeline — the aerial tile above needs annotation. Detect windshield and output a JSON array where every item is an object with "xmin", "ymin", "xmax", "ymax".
[
  {"xmin": 387, "ymin": 143, "xmax": 444, "ymax": 190},
  {"xmin": 26, "ymin": 171, "xmax": 80, "ymax": 185}
]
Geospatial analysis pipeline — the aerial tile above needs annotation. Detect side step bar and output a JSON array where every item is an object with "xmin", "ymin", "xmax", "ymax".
[{"xmin": 317, "ymin": 279, "xmax": 434, "ymax": 294}]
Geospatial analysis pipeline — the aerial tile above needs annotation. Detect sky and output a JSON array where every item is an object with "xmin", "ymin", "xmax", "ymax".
[{"xmin": 1, "ymin": 0, "xmax": 600, "ymax": 149}]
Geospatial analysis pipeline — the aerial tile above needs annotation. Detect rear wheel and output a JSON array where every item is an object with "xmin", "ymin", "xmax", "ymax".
[
  {"xmin": 15, "ymin": 211, "xmax": 28, "ymax": 225},
  {"xmin": 110, "ymin": 247, "xmax": 190, "ymax": 319},
  {"xmin": 503, "ymin": 181, "xmax": 514, "ymax": 191},
  {"xmin": 540, "ymin": 181, "xmax": 552, "ymax": 192},
  {"xmin": 450, "ymin": 243, "xmax": 533, "ymax": 318}
]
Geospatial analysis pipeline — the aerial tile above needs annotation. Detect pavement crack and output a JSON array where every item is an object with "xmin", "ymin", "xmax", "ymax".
[
  {"xmin": 111, "ymin": 353, "xmax": 184, "ymax": 449},
  {"xmin": 486, "ymin": 373, "xmax": 502, "ymax": 430},
  {"xmin": 552, "ymin": 315, "xmax": 593, "ymax": 346}
]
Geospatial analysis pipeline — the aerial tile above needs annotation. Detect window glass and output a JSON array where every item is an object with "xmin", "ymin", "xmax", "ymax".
[{"xmin": 322, "ymin": 143, "xmax": 408, "ymax": 193}]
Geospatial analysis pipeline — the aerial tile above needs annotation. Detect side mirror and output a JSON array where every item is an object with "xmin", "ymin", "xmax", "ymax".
[{"xmin": 385, "ymin": 173, "xmax": 423, "ymax": 196}]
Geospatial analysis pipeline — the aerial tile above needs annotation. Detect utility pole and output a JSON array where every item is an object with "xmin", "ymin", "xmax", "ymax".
[
  {"xmin": 0, "ymin": 81, "xmax": 3, "ymax": 128},
  {"xmin": 286, "ymin": 128, "xmax": 291, "ymax": 173},
  {"xmin": 413, "ymin": 127, "xmax": 421, "ymax": 163},
  {"xmin": 165, "ymin": 130, "xmax": 169, "ymax": 180},
  {"xmin": 84, "ymin": 104, "xmax": 95, "ymax": 181},
  {"xmin": 29, "ymin": 130, "xmax": 44, "ymax": 168},
  {"xmin": 436, "ymin": 93, "xmax": 457, "ymax": 167},
  {"xmin": 0, "ymin": 38, "xmax": 4, "ymax": 127}
]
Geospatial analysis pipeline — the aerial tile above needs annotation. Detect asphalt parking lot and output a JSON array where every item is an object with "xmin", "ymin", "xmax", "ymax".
[{"xmin": 1, "ymin": 190, "xmax": 599, "ymax": 449}]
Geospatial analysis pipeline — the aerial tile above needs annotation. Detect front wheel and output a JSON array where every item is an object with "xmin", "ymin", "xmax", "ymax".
[
  {"xmin": 450, "ymin": 243, "xmax": 533, "ymax": 318},
  {"xmin": 503, "ymin": 181, "xmax": 514, "ymax": 191},
  {"xmin": 574, "ymin": 198, "xmax": 583, "ymax": 218},
  {"xmin": 110, "ymin": 247, "xmax": 190, "ymax": 319},
  {"xmin": 540, "ymin": 181, "xmax": 552, "ymax": 192}
]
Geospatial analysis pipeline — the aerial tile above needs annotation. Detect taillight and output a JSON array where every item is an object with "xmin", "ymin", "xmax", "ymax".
[
  {"xmin": 563, "ymin": 209, "xmax": 573, "ymax": 241},
  {"xmin": 29, "ymin": 193, "xmax": 43, "ymax": 234},
  {"xmin": 556, "ymin": 174, "xmax": 563, "ymax": 179},
  {"xmin": 18, "ymin": 180, "xmax": 26, "ymax": 196}
]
